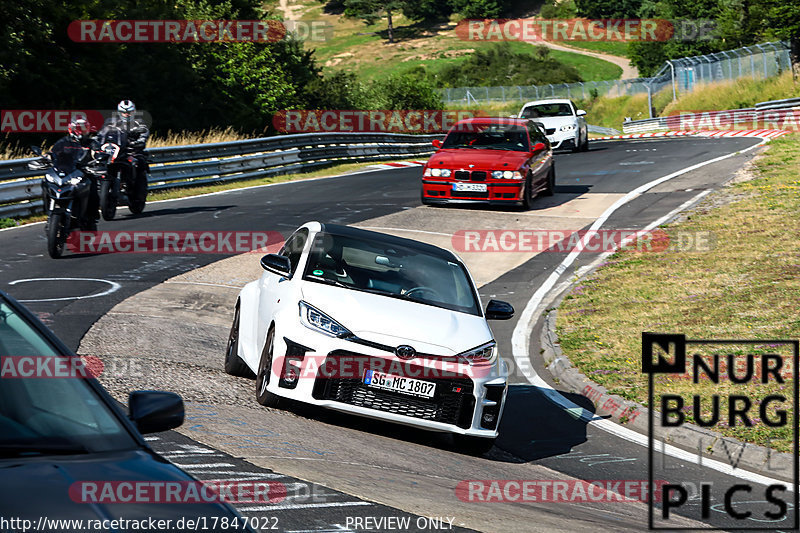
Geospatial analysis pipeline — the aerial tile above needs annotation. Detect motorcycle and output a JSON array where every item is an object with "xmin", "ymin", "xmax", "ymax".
[
  {"xmin": 97, "ymin": 128, "xmax": 148, "ymax": 220},
  {"xmin": 28, "ymin": 145, "xmax": 106, "ymax": 259}
]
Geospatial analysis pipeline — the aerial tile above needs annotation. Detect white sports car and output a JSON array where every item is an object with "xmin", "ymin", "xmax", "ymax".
[
  {"xmin": 224, "ymin": 222, "xmax": 513, "ymax": 453},
  {"xmin": 518, "ymin": 98, "xmax": 589, "ymax": 152}
]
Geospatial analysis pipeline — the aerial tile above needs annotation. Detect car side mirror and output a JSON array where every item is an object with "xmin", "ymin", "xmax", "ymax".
[
  {"xmin": 129, "ymin": 391, "xmax": 184, "ymax": 434},
  {"xmin": 261, "ymin": 253, "xmax": 292, "ymax": 277},
  {"xmin": 485, "ymin": 299, "xmax": 514, "ymax": 320},
  {"xmin": 432, "ymin": 139, "xmax": 442, "ymax": 148},
  {"xmin": 30, "ymin": 145, "xmax": 42, "ymax": 156},
  {"xmin": 576, "ymin": 110, "xmax": 587, "ymax": 117},
  {"xmin": 532, "ymin": 142, "xmax": 546, "ymax": 152}
]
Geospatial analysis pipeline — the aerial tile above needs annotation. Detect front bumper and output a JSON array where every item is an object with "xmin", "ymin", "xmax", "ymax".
[
  {"xmin": 421, "ymin": 179, "xmax": 524, "ymax": 205},
  {"xmin": 547, "ymin": 131, "xmax": 578, "ymax": 150},
  {"xmin": 268, "ymin": 320, "xmax": 508, "ymax": 437}
]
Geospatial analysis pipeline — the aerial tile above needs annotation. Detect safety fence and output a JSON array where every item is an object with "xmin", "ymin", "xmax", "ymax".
[{"xmin": 441, "ymin": 41, "xmax": 791, "ymax": 105}]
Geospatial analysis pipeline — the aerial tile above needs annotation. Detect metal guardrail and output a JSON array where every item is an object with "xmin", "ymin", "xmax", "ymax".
[
  {"xmin": 621, "ymin": 95, "xmax": 797, "ymax": 134},
  {"xmin": 754, "ymin": 97, "xmax": 800, "ymax": 111},
  {"xmin": 0, "ymin": 132, "xmax": 441, "ymax": 219},
  {"xmin": 587, "ymin": 124, "xmax": 620, "ymax": 136}
]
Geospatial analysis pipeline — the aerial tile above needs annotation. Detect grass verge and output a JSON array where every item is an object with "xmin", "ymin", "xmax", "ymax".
[{"xmin": 555, "ymin": 133, "xmax": 800, "ymax": 453}]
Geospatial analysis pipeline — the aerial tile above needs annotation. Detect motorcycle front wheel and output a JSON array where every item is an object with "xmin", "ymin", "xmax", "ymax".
[
  {"xmin": 100, "ymin": 180, "xmax": 117, "ymax": 221},
  {"xmin": 46, "ymin": 212, "xmax": 66, "ymax": 259}
]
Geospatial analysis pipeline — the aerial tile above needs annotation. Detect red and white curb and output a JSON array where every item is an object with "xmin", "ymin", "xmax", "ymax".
[{"xmin": 593, "ymin": 129, "xmax": 791, "ymax": 140}]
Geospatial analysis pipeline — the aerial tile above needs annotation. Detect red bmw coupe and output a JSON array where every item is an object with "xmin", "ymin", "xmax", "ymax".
[{"xmin": 421, "ymin": 117, "xmax": 555, "ymax": 208}]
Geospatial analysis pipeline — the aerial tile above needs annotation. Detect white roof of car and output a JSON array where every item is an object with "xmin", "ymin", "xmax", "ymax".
[{"xmin": 520, "ymin": 99, "xmax": 574, "ymax": 107}]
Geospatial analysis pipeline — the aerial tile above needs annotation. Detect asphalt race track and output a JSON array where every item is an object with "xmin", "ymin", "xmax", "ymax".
[{"xmin": 2, "ymin": 136, "xmax": 794, "ymax": 532}]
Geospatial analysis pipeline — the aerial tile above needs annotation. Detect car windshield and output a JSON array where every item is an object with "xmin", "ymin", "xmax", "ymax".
[
  {"xmin": 441, "ymin": 124, "xmax": 530, "ymax": 152},
  {"xmin": 0, "ymin": 298, "xmax": 137, "ymax": 457},
  {"xmin": 521, "ymin": 103, "xmax": 574, "ymax": 118},
  {"xmin": 303, "ymin": 232, "xmax": 481, "ymax": 316}
]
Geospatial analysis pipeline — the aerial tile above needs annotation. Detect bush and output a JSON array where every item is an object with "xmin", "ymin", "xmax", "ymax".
[{"xmin": 434, "ymin": 43, "xmax": 582, "ymax": 87}]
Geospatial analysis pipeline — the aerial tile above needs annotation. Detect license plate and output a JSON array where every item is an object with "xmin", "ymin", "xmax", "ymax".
[
  {"xmin": 452, "ymin": 182, "xmax": 487, "ymax": 192},
  {"xmin": 364, "ymin": 370, "xmax": 436, "ymax": 398}
]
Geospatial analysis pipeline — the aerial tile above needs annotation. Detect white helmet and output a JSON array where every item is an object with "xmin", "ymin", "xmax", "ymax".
[{"xmin": 117, "ymin": 100, "xmax": 135, "ymax": 130}]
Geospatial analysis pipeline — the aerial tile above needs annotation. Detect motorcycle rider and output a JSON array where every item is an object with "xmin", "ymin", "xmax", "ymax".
[
  {"xmin": 94, "ymin": 99, "xmax": 150, "ymax": 195},
  {"xmin": 50, "ymin": 118, "xmax": 99, "ymax": 230}
]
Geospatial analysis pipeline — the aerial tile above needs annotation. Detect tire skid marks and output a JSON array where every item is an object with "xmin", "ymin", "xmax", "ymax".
[{"xmin": 146, "ymin": 437, "xmax": 375, "ymax": 514}]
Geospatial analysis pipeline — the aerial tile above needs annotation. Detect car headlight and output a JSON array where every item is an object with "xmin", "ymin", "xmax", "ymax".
[
  {"xmin": 299, "ymin": 301, "xmax": 352, "ymax": 338},
  {"xmin": 457, "ymin": 341, "xmax": 497, "ymax": 365},
  {"xmin": 431, "ymin": 168, "xmax": 441, "ymax": 177},
  {"xmin": 440, "ymin": 169, "xmax": 451, "ymax": 177},
  {"xmin": 560, "ymin": 124, "xmax": 577, "ymax": 132},
  {"xmin": 492, "ymin": 170, "xmax": 523, "ymax": 180}
]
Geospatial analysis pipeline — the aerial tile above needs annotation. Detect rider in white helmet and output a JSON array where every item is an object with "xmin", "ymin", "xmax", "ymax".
[{"xmin": 93, "ymin": 99, "xmax": 151, "ymax": 212}]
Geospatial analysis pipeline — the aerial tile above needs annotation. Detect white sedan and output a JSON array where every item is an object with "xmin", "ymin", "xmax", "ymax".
[
  {"xmin": 224, "ymin": 222, "xmax": 512, "ymax": 454},
  {"xmin": 518, "ymin": 98, "xmax": 589, "ymax": 152}
]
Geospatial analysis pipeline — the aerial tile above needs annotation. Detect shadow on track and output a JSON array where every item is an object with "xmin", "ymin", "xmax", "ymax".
[
  {"xmin": 495, "ymin": 384, "xmax": 594, "ymax": 462},
  {"xmin": 126, "ymin": 205, "xmax": 236, "ymax": 217}
]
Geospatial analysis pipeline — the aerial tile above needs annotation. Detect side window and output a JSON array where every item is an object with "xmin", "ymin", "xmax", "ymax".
[{"xmin": 279, "ymin": 228, "xmax": 308, "ymax": 275}]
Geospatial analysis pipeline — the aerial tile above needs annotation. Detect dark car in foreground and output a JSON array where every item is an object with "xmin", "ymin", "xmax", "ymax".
[
  {"xmin": 0, "ymin": 290, "xmax": 257, "ymax": 531},
  {"xmin": 421, "ymin": 117, "xmax": 555, "ymax": 208}
]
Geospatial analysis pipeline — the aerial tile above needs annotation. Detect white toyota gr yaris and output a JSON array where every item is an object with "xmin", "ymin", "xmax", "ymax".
[{"xmin": 225, "ymin": 222, "xmax": 513, "ymax": 453}]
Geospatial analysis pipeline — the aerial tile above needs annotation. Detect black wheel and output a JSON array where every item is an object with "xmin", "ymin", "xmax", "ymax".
[
  {"xmin": 99, "ymin": 180, "xmax": 117, "ymax": 221},
  {"xmin": 128, "ymin": 175, "xmax": 147, "ymax": 215},
  {"xmin": 541, "ymin": 166, "xmax": 555, "ymax": 197},
  {"xmin": 453, "ymin": 435, "xmax": 496, "ymax": 456},
  {"xmin": 46, "ymin": 213, "xmax": 66, "ymax": 259},
  {"xmin": 255, "ymin": 326, "xmax": 282, "ymax": 408},
  {"xmin": 224, "ymin": 302, "xmax": 254, "ymax": 377},
  {"xmin": 581, "ymin": 134, "xmax": 590, "ymax": 152},
  {"xmin": 521, "ymin": 172, "xmax": 534, "ymax": 210}
]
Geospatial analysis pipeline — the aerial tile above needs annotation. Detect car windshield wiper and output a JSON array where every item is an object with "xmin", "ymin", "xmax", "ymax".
[{"xmin": 0, "ymin": 441, "xmax": 90, "ymax": 457}]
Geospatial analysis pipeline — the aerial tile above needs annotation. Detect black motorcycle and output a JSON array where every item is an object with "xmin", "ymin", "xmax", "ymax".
[
  {"xmin": 97, "ymin": 128, "xmax": 148, "ymax": 220},
  {"xmin": 28, "ymin": 145, "xmax": 105, "ymax": 259}
]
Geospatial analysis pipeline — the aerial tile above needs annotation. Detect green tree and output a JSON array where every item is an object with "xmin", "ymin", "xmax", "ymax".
[{"xmin": 344, "ymin": 0, "xmax": 406, "ymax": 43}]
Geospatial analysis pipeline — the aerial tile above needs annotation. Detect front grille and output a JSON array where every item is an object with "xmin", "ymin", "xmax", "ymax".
[
  {"xmin": 313, "ymin": 353, "xmax": 475, "ymax": 429},
  {"xmin": 452, "ymin": 190, "xmax": 489, "ymax": 198},
  {"xmin": 454, "ymin": 170, "xmax": 487, "ymax": 181}
]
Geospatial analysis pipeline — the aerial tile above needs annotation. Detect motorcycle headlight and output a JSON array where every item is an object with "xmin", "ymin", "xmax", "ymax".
[
  {"xmin": 560, "ymin": 124, "xmax": 576, "ymax": 132},
  {"xmin": 69, "ymin": 176, "xmax": 82, "ymax": 185},
  {"xmin": 457, "ymin": 341, "xmax": 497, "ymax": 365},
  {"xmin": 45, "ymin": 174, "xmax": 58, "ymax": 184},
  {"xmin": 299, "ymin": 301, "xmax": 352, "ymax": 338}
]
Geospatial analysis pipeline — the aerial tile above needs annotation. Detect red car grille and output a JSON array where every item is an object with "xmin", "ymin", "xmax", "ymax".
[{"xmin": 454, "ymin": 170, "xmax": 487, "ymax": 181}]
